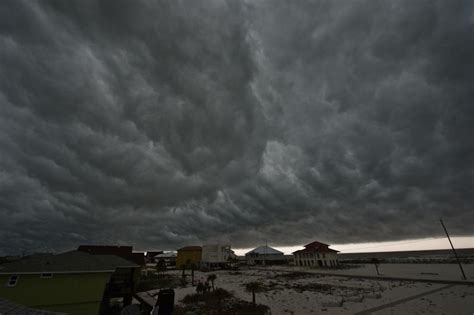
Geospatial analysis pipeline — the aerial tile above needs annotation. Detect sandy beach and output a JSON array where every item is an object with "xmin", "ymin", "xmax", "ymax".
[{"xmin": 143, "ymin": 265, "xmax": 474, "ymax": 314}]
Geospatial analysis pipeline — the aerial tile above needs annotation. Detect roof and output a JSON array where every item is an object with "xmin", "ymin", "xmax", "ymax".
[
  {"xmin": 245, "ymin": 245, "xmax": 284, "ymax": 255},
  {"xmin": 78, "ymin": 245, "xmax": 133, "ymax": 255},
  {"xmin": 154, "ymin": 252, "xmax": 177, "ymax": 258},
  {"xmin": 0, "ymin": 251, "xmax": 139, "ymax": 275},
  {"xmin": 177, "ymin": 246, "xmax": 202, "ymax": 252},
  {"xmin": 0, "ymin": 298, "xmax": 67, "ymax": 314},
  {"xmin": 146, "ymin": 251, "xmax": 163, "ymax": 257},
  {"xmin": 293, "ymin": 241, "xmax": 339, "ymax": 254},
  {"xmin": 304, "ymin": 241, "xmax": 330, "ymax": 248},
  {"xmin": 77, "ymin": 245, "xmax": 145, "ymax": 265}
]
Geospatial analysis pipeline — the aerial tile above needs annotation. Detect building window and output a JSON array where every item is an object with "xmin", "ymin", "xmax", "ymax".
[
  {"xmin": 41, "ymin": 273, "xmax": 53, "ymax": 279},
  {"xmin": 7, "ymin": 275, "xmax": 19, "ymax": 287}
]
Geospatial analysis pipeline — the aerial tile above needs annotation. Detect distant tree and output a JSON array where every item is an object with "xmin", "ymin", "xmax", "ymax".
[
  {"xmin": 207, "ymin": 274, "xmax": 217, "ymax": 291},
  {"xmin": 371, "ymin": 258, "xmax": 381, "ymax": 275},
  {"xmin": 245, "ymin": 281, "xmax": 264, "ymax": 306},
  {"xmin": 156, "ymin": 259, "xmax": 167, "ymax": 275}
]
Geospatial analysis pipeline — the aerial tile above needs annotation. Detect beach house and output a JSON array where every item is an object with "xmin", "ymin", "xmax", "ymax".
[
  {"xmin": 0, "ymin": 250, "xmax": 139, "ymax": 315},
  {"xmin": 176, "ymin": 246, "xmax": 202, "ymax": 268},
  {"xmin": 245, "ymin": 245, "xmax": 286, "ymax": 265},
  {"xmin": 201, "ymin": 244, "xmax": 234, "ymax": 268},
  {"xmin": 293, "ymin": 241, "xmax": 339, "ymax": 267}
]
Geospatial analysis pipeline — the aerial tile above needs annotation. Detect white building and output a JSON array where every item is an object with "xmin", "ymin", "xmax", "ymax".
[
  {"xmin": 201, "ymin": 244, "xmax": 234, "ymax": 268},
  {"xmin": 293, "ymin": 241, "xmax": 339, "ymax": 267},
  {"xmin": 245, "ymin": 245, "xmax": 286, "ymax": 265},
  {"xmin": 153, "ymin": 251, "xmax": 177, "ymax": 267}
]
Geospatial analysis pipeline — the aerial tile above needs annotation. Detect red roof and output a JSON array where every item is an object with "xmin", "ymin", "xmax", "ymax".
[
  {"xmin": 304, "ymin": 241, "xmax": 329, "ymax": 248},
  {"xmin": 78, "ymin": 245, "xmax": 132, "ymax": 255},
  {"xmin": 77, "ymin": 245, "xmax": 145, "ymax": 265},
  {"xmin": 292, "ymin": 241, "xmax": 339, "ymax": 254}
]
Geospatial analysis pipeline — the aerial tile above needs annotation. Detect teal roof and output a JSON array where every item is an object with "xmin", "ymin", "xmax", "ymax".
[{"xmin": 245, "ymin": 245, "xmax": 284, "ymax": 255}]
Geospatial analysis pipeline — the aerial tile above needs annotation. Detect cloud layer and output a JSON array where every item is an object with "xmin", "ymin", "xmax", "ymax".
[{"xmin": 1, "ymin": 0, "xmax": 473, "ymax": 254}]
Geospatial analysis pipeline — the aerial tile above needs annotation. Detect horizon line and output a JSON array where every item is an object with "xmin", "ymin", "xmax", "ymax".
[{"xmin": 232, "ymin": 236, "xmax": 474, "ymax": 256}]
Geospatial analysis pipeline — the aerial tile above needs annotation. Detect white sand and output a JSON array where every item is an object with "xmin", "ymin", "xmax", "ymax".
[
  {"xmin": 371, "ymin": 285, "xmax": 474, "ymax": 315},
  {"xmin": 142, "ymin": 266, "xmax": 474, "ymax": 314}
]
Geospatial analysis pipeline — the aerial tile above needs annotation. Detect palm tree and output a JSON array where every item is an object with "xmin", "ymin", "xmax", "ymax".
[
  {"xmin": 190, "ymin": 263, "xmax": 196, "ymax": 286},
  {"xmin": 245, "ymin": 281, "xmax": 263, "ymax": 306},
  {"xmin": 207, "ymin": 274, "xmax": 217, "ymax": 291},
  {"xmin": 181, "ymin": 264, "xmax": 186, "ymax": 278},
  {"xmin": 156, "ymin": 259, "xmax": 167, "ymax": 275},
  {"xmin": 182, "ymin": 259, "xmax": 191, "ymax": 279}
]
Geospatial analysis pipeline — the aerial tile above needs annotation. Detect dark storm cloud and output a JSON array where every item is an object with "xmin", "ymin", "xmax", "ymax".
[{"xmin": 0, "ymin": 0, "xmax": 473, "ymax": 254}]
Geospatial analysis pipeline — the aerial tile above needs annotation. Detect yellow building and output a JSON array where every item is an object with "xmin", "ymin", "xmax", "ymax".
[
  {"xmin": 176, "ymin": 246, "xmax": 202, "ymax": 268},
  {"xmin": 0, "ymin": 251, "xmax": 139, "ymax": 315}
]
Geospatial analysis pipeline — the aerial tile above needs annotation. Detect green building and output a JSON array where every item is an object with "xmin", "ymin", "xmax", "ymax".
[{"xmin": 0, "ymin": 251, "xmax": 139, "ymax": 315}]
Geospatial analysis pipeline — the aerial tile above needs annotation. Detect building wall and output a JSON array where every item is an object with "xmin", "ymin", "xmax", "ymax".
[
  {"xmin": 201, "ymin": 244, "xmax": 231, "ymax": 264},
  {"xmin": 154, "ymin": 255, "xmax": 176, "ymax": 267},
  {"xmin": 0, "ymin": 272, "xmax": 112, "ymax": 315},
  {"xmin": 294, "ymin": 252, "xmax": 339, "ymax": 267},
  {"xmin": 176, "ymin": 250, "xmax": 202, "ymax": 268},
  {"xmin": 246, "ymin": 253, "xmax": 286, "ymax": 265},
  {"xmin": 105, "ymin": 267, "xmax": 141, "ymax": 298}
]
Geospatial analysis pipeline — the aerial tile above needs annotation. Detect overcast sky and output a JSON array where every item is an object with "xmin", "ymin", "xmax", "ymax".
[{"xmin": 1, "ymin": 0, "xmax": 473, "ymax": 255}]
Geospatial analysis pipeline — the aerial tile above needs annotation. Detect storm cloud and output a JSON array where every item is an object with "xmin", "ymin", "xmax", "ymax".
[{"xmin": 1, "ymin": 0, "xmax": 473, "ymax": 254}]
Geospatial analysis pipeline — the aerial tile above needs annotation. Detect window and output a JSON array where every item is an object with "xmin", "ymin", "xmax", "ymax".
[
  {"xmin": 7, "ymin": 275, "xmax": 19, "ymax": 287},
  {"xmin": 41, "ymin": 273, "xmax": 53, "ymax": 279}
]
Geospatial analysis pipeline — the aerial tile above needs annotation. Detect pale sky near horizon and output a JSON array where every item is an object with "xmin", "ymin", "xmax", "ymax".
[{"xmin": 233, "ymin": 236, "xmax": 474, "ymax": 256}]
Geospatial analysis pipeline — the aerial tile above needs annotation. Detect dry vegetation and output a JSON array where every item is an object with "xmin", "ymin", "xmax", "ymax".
[{"xmin": 174, "ymin": 288, "xmax": 270, "ymax": 315}]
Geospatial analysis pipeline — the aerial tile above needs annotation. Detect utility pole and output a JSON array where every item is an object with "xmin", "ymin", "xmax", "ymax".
[{"xmin": 440, "ymin": 219, "xmax": 467, "ymax": 280}]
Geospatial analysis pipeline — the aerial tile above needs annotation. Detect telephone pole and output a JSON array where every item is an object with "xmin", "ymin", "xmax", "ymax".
[{"xmin": 440, "ymin": 219, "xmax": 466, "ymax": 280}]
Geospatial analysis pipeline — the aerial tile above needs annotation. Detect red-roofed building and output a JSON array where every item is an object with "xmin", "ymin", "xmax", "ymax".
[
  {"xmin": 77, "ymin": 245, "xmax": 145, "ymax": 266},
  {"xmin": 293, "ymin": 241, "xmax": 339, "ymax": 267}
]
